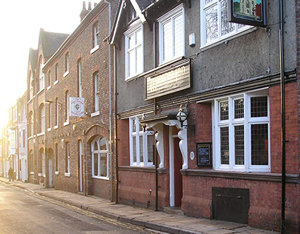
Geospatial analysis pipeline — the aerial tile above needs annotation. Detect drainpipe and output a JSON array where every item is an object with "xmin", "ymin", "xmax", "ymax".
[
  {"xmin": 104, "ymin": 0, "xmax": 113, "ymax": 202},
  {"xmin": 113, "ymin": 45, "xmax": 119, "ymax": 203},
  {"xmin": 279, "ymin": 0, "xmax": 286, "ymax": 232}
]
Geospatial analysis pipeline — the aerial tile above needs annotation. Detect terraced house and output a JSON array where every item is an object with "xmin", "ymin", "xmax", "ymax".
[
  {"xmin": 110, "ymin": 0, "xmax": 299, "ymax": 232},
  {"xmin": 26, "ymin": 0, "xmax": 117, "ymax": 200}
]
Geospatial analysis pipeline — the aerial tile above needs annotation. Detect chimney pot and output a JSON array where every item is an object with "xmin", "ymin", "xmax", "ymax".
[
  {"xmin": 94, "ymin": 2, "xmax": 97, "ymax": 8},
  {"xmin": 82, "ymin": 1, "xmax": 86, "ymax": 10},
  {"xmin": 88, "ymin": 2, "xmax": 92, "ymax": 10}
]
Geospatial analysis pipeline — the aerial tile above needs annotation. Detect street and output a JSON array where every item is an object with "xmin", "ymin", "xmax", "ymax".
[{"xmin": 0, "ymin": 183, "xmax": 151, "ymax": 234}]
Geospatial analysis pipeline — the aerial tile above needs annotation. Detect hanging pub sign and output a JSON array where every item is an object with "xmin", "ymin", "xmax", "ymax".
[
  {"xmin": 70, "ymin": 97, "xmax": 85, "ymax": 117},
  {"xmin": 228, "ymin": 0, "xmax": 266, "ymax": 27}
]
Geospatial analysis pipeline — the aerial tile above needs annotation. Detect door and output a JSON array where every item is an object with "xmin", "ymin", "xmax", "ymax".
[
  {"xmin": 79, "ymin": 141, "xmax": 83, "ymax": 193},
  {"xmin": 48, "ymin": 159, "xmax": 53, "ymax": 187},
  {"xmin": 169, "ymin": 127, "xmax": 183, "ymax": 207}
]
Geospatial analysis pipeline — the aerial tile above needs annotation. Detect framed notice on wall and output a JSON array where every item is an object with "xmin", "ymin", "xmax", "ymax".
[{"xmin": 196, "ymin": 143, "xmax": 212, "ymax": 167}]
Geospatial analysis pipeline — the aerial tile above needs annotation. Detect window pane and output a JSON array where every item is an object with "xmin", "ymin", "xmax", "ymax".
[
  {"xmin": 132, "ymin": 136, "xmax": 136, "ymax": 163},
  {"xmin": 205, "ymin": 4, "xmax": 218, "ymax": 43},
  {"xmin": 94, "ymin": 154, "xmax": 98, "ymax": 176},
  {"xmin": 163, "ymin": 20, "xmax": 172, "ymax": 62},
  {"xmin": 221, "ymin": 0, "xmax": 235, "ymax": 36},
  {"xmin": 136, "ymin": 45, "xmax": 143, "ymax": 74},
  {"xmin": 235, "ymin": 125, "xmax": 244, "ymax": 165},
  {"xmin": 136, "ymin": 29, "xmax": 142, "ymax": 45},
  {"xmin": 251, "ymin": 124, "xmax": 268, "ymax": 165},
  {"xmin": 100, "ymin": 153, "xmax": 107, "ymax": 177},
  {"xmin": 234, "ymin": 98, "xmax": 244, "ymax": 119},
  {"xmin": 129, "ymin": 34, "xmax": 135, "ymax": 49},
  {"xmin": 174, "ymin": 14, "xmax": 183, "ymax": 58},
  {"xmin": 129, "ymin": 50, "xmax": 135, "ymax": 77},
  {"xmin": 251, "ymin": 96, "xmax": 268, "ymax": 117},
  {"xmin": 139, "ymin": 135, "xmax": 143, "ymax": 163},
  {"xmin": 220, "ymin": 100, "xmax": 229, "ymax": 120},
  {"xmin": 132, "ymin": 118, "xmax": 136, "ymax": 132},
  {"xmin": 99, "ymin": 138, "xmax": 107, "ymax": 150},
  {"xmin": 220, "ymin": 127, "xmax": 229, "ymax": 164},
  {"xmin": 147, "ymin": 134, "xmax": 154, "ymax": 163}
]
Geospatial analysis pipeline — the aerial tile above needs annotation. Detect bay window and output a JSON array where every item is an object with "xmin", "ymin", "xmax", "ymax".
[
  {"xmin": 158, "ymin": 4, "xmax": 184, "ymax": 64},
  {"xmin": 129, "ymin": 116, "xmax": 154, "ymax": 167},
  {"xmin": 214, "ymin": 90, "xmax": 270, "ymax": 172},
  {"xmin": 200, "ymin": 0, "xmax": 250, "ymax": 47}
]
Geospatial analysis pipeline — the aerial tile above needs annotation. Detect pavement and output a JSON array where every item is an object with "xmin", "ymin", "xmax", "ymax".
[{"xmin": 0, "ymin": 177, "xmax": 278, "ymax": 234}]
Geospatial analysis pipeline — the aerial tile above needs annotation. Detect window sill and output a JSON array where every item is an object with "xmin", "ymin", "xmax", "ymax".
[
  {"xmin": 54, "ymin": 80, "xmax": 59, "ymax": 85},
  {"xmin": 92, "ymin": 176, "xmax": 109, "ymax": 180},
  {"xmin": 90, "ymin": 45, "xmax": 99, "ymax": 54},
  {"xmin": 38, "ymin": 173, "xmax": 43, "ymax": 177},
  {"xmin": 159, "ymin": 56, "xmax": 185, "ymax": 68},
  {"xmin": 63, "ymin": 71, "xmax": 69, "ymax": 77},
  {"xmin": 28, "ymin": 136, "xmax": 35, "ymax": 140},
  {"xmin": 43, "ymin": 174, "xmax": 46, "ymax": 178},
  {"xmin": 36, "ymin": 89, "xmax": 44, "ymax": 96},
  {"xmin": 54, "ymin": 125, "xmax": 58, "ymax": 129},
  {"xmin": 30, "ymin": 172, "xmax": 34, "ymax": 175},
  {"xmin": 63, "ymin": 121, "xmax": 69, "ymax": 126},
  {"xmin": 55, "ymin": 171, "xmax": 59, "ymax": 175},
  {"xmin": 37, "ymin": 132, "xmax": 45, "ymax": 137},
  {"xmin": 47, "ymin": 128, "xmax": 51, "ymax": 132},
  {"xmin": 200, "ymin": 27, "xmax": 256, "ymax": 52},
  {"xmin": 125, "ymin": 72, "xmax": 144, "ymax": 82},
  {"xmin": 47, "ymin": 86, "xmax": 52, "ymax": 90},
  {"xmin": 64, "ymin": 172, "xmax": 70, "ymax": 177},
  {"xmin": 91, "ymin": 111, "xmax": 100, "ymax": 117}
]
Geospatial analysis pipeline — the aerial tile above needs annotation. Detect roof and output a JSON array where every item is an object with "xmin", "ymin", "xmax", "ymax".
[
  {"xmin": 28, "ymin": 48, "xmax": 38, "ymax": 70},
  {"xmin": 135, "ymin": 0, "xmax": 152, "ymax": 11},
  {"xmin": 40, "ymin": 29, "xmax": 69, "ymax": 59}
]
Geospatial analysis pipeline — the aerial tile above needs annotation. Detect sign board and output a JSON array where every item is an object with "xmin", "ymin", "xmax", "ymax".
[
  {"xmin": 228, "ymin": 0, "xmax": 266, "ymax": 27},
  {"xmin": 146, "ymin": 59, "xmax": 191, "ymax": 100},
  {"xmin": 70, "ymin": 97, "xmax": 85, "ymax": 117},
  {"xmin": 196, "ymin": 143, "xmax": 212, "ymax": 167}
]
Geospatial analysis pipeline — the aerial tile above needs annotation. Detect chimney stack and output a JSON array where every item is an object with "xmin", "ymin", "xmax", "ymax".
[
  {"xmin": 80, "ymin": 1, "xmax": 89, "ymax": 21},
  {"xmin": 88, "ymin": 2, "xmax": 92, "ymax": 10}
]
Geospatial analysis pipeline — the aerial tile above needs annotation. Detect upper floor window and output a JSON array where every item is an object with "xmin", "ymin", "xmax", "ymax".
[
  {"xmin": 64, "ymin": 53, "xmax": 69, "ymax": 75},
  {"xmin": 48, "ymin": 102, "xmax": 52, "ymax": 129},
  {"xmin": 39, "ymin": 56, "xmax": 44, "ymax": 91},
  {"xmin": 47, "ymin": 70, "xmax": 51, "ymax": 88},
  {"xmin": 29, "ymin": 72, "xmax": 34, "ymax": 99},
  {"xmin": 55, "ymin": 98, "xmax": 59, "ymax": 127},
  {"xmin": 214, "ymin": 89, "xmax": 270, "ymax": 172},
  {"xmin": 93, "ymin": 72, "xmax": 100, "ymax": 113},
  {"xmin": 125, "ymin": 24, "xmax": 143, "ymax": 79},
  {"xmin": 91, "ymin": 136, "xmax": 108, "ymax": 178},
  {"xmin": 129, "ymin": 116, "xmax": 154, "ymax": 167},
  {"xmin": 65, "ymin": 91, "xmax": 69, "ymax": 123},
  {"xmin": 200, "ymin": 0, "xmax": 250, "ymax": 47},
  {"xmin": 28, "ymin": 111, "xmax": 33, "ymax": 136},
  {"xmin": 77, "ymin": 60, "xmax": 82, "ymax": 97},
  {"xmin": 39, "ymin": 104, "xmax": 45, "ymax": 133},
  {"xmin": 92, "ymin": 23, "xmax": 99, "ymax": 48},
  {"xmin": 158, "ymin": 4, "xmax": 184, "ymax": 64},
  {"xmin": 55, "ymin": 63, "xmax": 58, "ymax": 82}
]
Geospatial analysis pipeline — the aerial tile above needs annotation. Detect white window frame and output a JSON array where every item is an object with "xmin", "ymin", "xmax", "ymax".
[
  {"xmin": 29, "ymin": 74, "xmax": 34, "ymax": 99},
  {"xmin": 93, "ymin": 73, "xmax": 100, "ymax": 113},
  {"xmin": 91, "ymin": 137, "xmax": 109, "ymax": 179},
  {"xmin": 39, "ymin": 60, "xmax": 45, "ymax": 91},
  {"xmin": 78, "ymin": 60, "xmax": 82, "ymax": 97},
  {"xmin": 129, "ymin": 116, "xmax": 154, "ymax": 167},
  {"xmin": 64, "ymin": 53, "xmax": 69, "ymax": 77},
  {"xmin": 200, "ymin": 0, "xmax": 252, "ymax": 48},
  {"xmin": 65, "ymin": 142, "xmax": 70, "ymax": 176},
  {"xmin": 158, "ymin": 4, "xmax": 185, "ymax": 65},
  {"xmin": 124, "ymin": 21, "xmax": 144, "ymax": 80},
  {"xmin": 65, "ymin": 91, "xmax": 69, "ymax": 124},
  {"xmin": 213, "ymin": 89, "xmax": 270, "ymax": 172},
  {"xmin": 92, "ymin": 23, "xmax": 99, "ymax": 49},
  {"xmin": 40, "ymin": 105, "xmax": 45, "ymax": 133}
]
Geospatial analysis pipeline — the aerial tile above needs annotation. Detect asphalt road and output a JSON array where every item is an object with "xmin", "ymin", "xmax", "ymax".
[{"xmin": 0, "ymin": 183, "xmax": 153, "ymax": 234}]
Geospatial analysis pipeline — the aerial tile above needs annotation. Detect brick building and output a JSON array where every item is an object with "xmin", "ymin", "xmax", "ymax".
[
  {"xmin": 111, "ymin": 0, "xmax": 299, "ymax": 232},
  {"xmin": 26, "ymin": 1, "xmax": 117, "ymax": 200}
]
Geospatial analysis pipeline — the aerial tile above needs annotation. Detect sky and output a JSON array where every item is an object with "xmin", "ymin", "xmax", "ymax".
[{"xmin": 0, "ymin": 0, "xmax": 99, "ymax": 130}]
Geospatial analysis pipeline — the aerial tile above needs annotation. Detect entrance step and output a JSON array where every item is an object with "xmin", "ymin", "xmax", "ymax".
[{"xmin": 163, "ymin": 207, "xmax": 184, "ymax": 216}]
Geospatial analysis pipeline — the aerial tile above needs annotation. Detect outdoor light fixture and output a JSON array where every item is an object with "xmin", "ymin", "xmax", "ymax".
[{"xmin": 176, "ymin": 105, "xmax": 188, "ymax": 127}]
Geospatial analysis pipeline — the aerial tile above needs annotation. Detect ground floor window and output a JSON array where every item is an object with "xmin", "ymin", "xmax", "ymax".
[
  {"xmin": 129, "ymin": 116, "xmax": 154, "ymax": 167},
  {"xmin": 65, "ymin": 142, "xmax": 70, "ymax": 175},
  {"xmin": 213, "ymin": 89, "xmax": 270, "ymax": 172},
  {"xmin": 91, "ymin": 136, "xmax": 108, "ymax": 178}
]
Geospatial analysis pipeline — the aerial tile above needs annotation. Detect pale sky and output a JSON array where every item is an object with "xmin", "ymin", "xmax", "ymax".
[{"xmin": 0, "ymin": 0, "xmax": 99, "ymax": 130}]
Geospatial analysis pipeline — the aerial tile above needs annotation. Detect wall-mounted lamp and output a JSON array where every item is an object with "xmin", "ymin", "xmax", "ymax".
[{"xmin": 176, "ymin": 105, "xmax": 188, "ymax": 127}]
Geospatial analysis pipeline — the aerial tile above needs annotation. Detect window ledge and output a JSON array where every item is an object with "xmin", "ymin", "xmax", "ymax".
[
  {"xmin": 36, "ymin": 89, "xmax": 44, "ymax": 96},
  {"xmin": 30, "ymin": 171, "xmax": 34, "ymax": 175},
  {"xmin": 28, "ymin": 136, "xmax": 35, "ymax": 140},
  {"xmin": 90, "ymin": 45, "xmax": 99, "ymax": 54},
  {"xmin": 38, "ymin": 173, "xmax": 43, "ymax": 177},
  {"xmin": 200, "ymin": 27, "xmax": 256, "ymax": 52},
  {"xmin": 118, "ymin": 166, "xmax": 167, "ymax": 174},
  {"xmin": 181, "ymin": 169, "xmax": 300, "ymax": 184},
  {"xmin": 91, "ymin": 111, "xmax": 100, "ymax": 117},
  {"xmin": 47, "ymin": 86, "xmax": 52, "ymax": 90},
  {"xmin": 37, "ymin": 132, "xmax": 45, "ymax": 137},
  {"xmin": 54, "ymin": 125, "xmax": 58, "ymax": 129},
  {"xmin": 64, "ymin": 172, "xmax": 70, "ymax": 177},
  {"xmin": 63, "ymin": 121, "xmax": 70, "ymax": 126},
  {"xmin": 54, "ymin": 80, "xmax": 59, "ymax": 85},
  {"xmin": 92, "ymin": 176, "xmax": 109, "ymax": 180},
  {"xmin": 55, "ymin": 171, "xmax": 59, "ymax": 175},
  {"xmin": 47, "ymin": 128, "xmax": 51, "ymax": 132},
  {"xmin": 63, "ymin": 71, "xmax": 69, "ymax": 77},
  {"xmin": 159, "ymin": 56, "xmax": 185, "ymax": 68},
  {"xmin": 43, "ymin": 174, "xmax": 46, "ymax": 178}
]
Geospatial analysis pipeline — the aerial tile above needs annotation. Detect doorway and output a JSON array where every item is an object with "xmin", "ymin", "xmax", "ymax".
[{"xmin": 169, "ymin": 127, "xmax": 183, "ymax": 207}]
